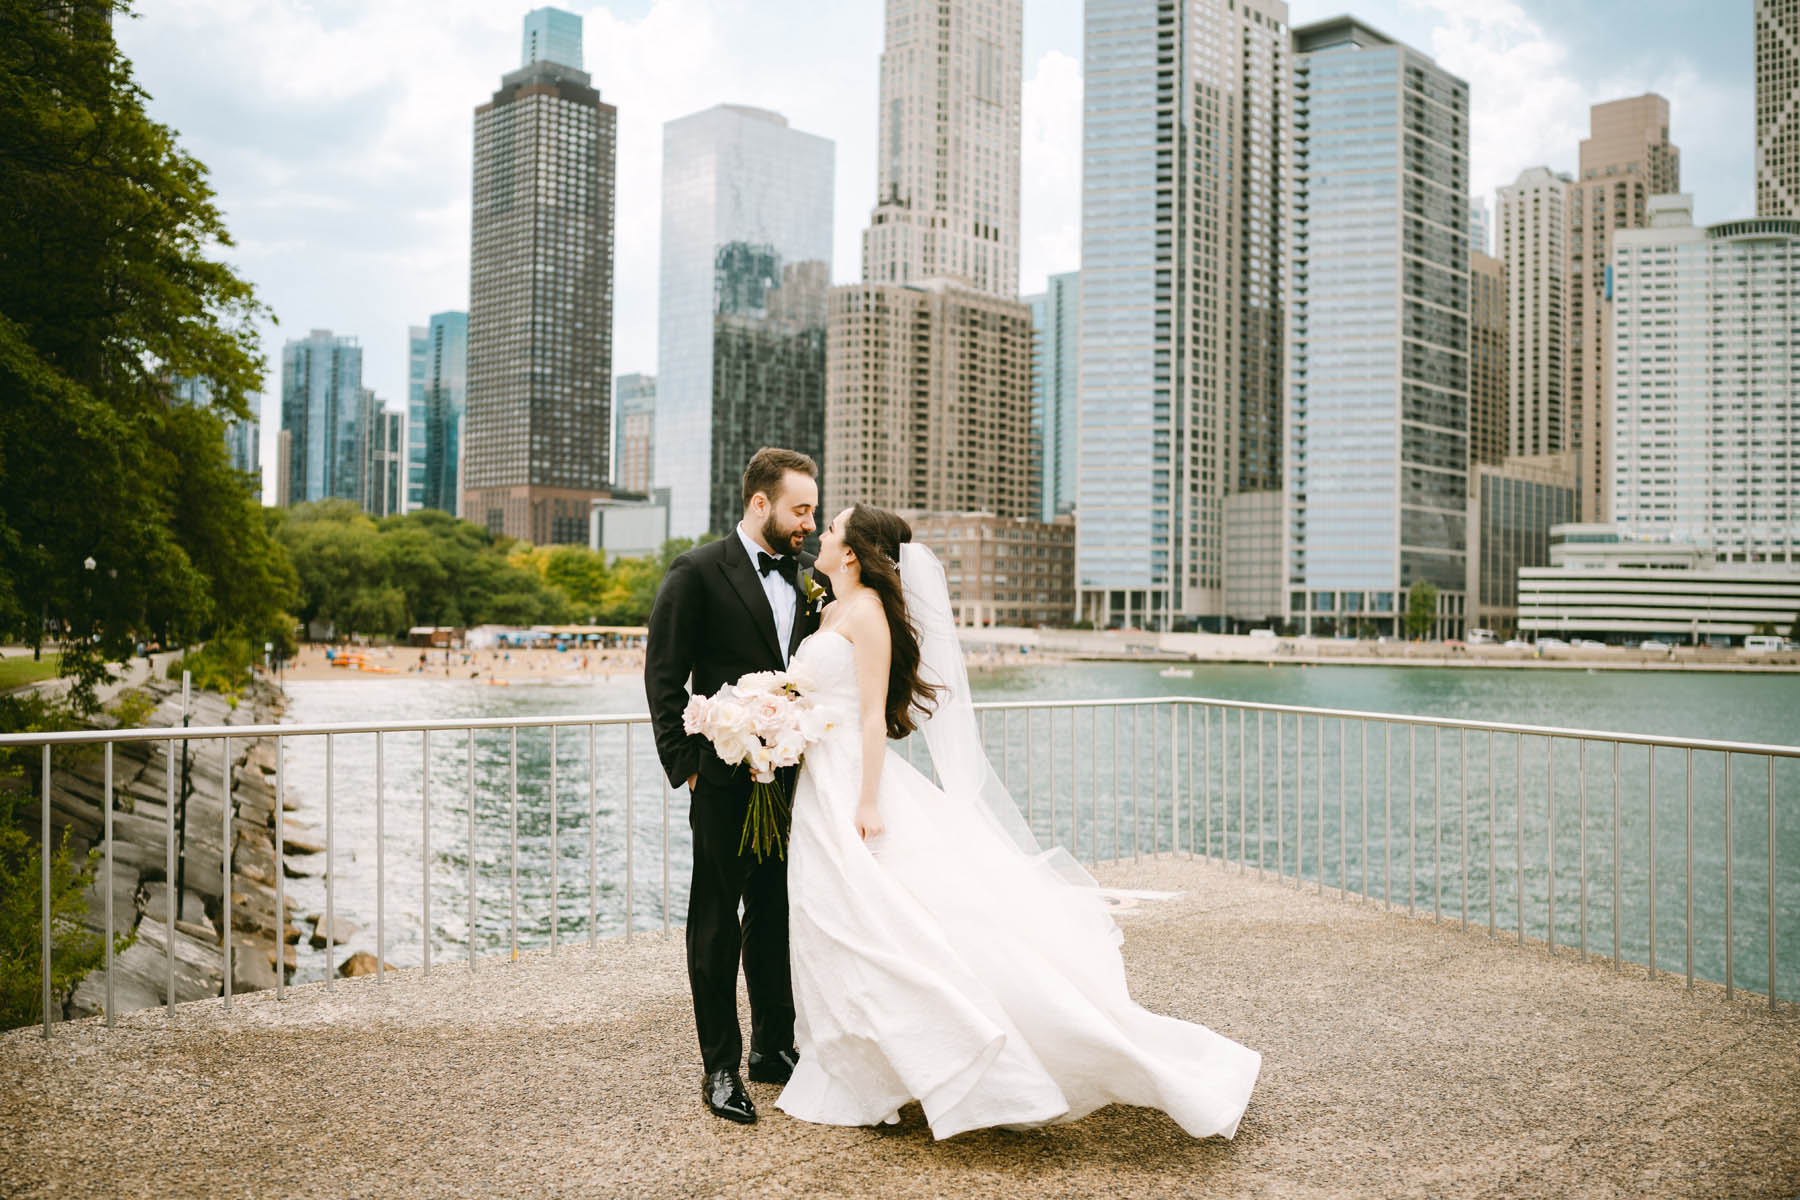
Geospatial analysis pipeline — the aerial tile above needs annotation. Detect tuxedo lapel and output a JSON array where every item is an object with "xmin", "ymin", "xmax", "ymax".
[{"xmin": 719, "ymin": 533, "xmax": 785, "ymax": 665}]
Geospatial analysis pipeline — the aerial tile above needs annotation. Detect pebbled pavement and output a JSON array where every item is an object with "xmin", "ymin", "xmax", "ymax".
[{"xmin": 1, "ymin": 858, "xmax": 1795, "ymax": 1199}]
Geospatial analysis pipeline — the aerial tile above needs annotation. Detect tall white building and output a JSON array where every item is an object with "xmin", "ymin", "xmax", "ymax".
[
  {"xmin": 861, "ymin": 0, "xmax": 1021, "ymax": 298},
  {"xmin": 1610, "ymin": 195, "xmax": 1799, "ymax": 562},
  {"xmin": 1499, "ymin": 167, "xmax": 1572, "ymax": 461},
  {"xmin": 1077, "ymin": 0, "xmax": 1291, "ymax": 631}
]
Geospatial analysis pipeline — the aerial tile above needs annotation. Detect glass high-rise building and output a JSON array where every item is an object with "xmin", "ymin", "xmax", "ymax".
[
  {"xmin": 655, "ymin": 103, "xmax": 833, "ymax": 538},
  {"xmin": 466, "ymin": 8, "xmax": 616, "ymax": 545},
  {"xmin": 522, "ymin": 6, "xmax": 583, "ymax": 70},
  {"xmin": 1285, "ymin": 17, "xmax": 1471, "ymax": 639},
  {"xmin": 1077, "ymin": 0, "xmax": 1291, "ymax": 632},
  {"xmin": 362, "ymin": 389, "xmax": 405, "ymax": 519},
  {"xmin": 407, "ymin": 312, "xmax": 468, "ymax": 515},
  {"xmin": 1026, "ymin": 271, "xmax": 1079, "ymax": 523},
  {"xmin": 613, "ymin": 372, "xmax": 656, "ymax": 496},
  {"xmin": 1611, "ymin": 195, "xmax": 1799, "ymax": 562},
  {"xmin": 280, "ymin": 329, "xmax": 365, "ymax": 508}
]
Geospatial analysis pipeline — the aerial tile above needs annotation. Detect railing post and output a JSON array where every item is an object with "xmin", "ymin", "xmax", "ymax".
[
  {"xmin": 1578, "ymin": 738, "xmax": 1588, "ymax": 961},
  {"xmin": 170, "ymin": 735, "xmax": 181, "ymax": 1010},
  {"xmin": 588, "ymin": 724, "xmax": 597, "ymax": 945},
  {"xmin": 1647, "ymin": 745, "xmax": 1656, "ymax": 978},
  {"xmin": 467, "ymin": 730, "xmax": 477, "ymax": 971},
  {"xmin": 1339, "ymin": 718, "xmax": 1347, "ymax": 900},
  {"xmin": 1256, "ymin": 710, "xmax": 1265, "ymax": 878},
  {"xmin": 104, "ymin": 742, "xmax": 115, "ymax": 1026},
  {"xmin": 625, "ymin": 724, "xmax": 635, "ymax": 938},
  {"xmin": 1725, "ymin": 752, "xmax": 1734, "ymax": 1001},
  {"xmin": 549, "ymin": 725, "xmax": 558, "ymax": 955},
  {"xmin": 375, "ymin": 731, "xmax": 385, "ymax": 984},
  {"xmin": 1275, "ymin": 712, "xmax": 1283, "ymax": 880},
  {"xmin": 41, "ymin": 744, "xmax": 52, "ymax": 1039},
  {"xmin": 1685, "ymin": 746, "xmax": 1694, "ymax": 989},
  {"xmin": 1547, "ymin": 737, "xmax": 1556, "ymax": 957},
  {"xmin": 221, "ymin": 735, "xmax": 231, "ymax": 1011},
  {"xmin": 508, "ymin": 728, "xmax": 518, "ymax": 961},
  {"xmin": 1612, "ymin": 740, "xmax": 1621, "ymax": 972},
  {"xmin": 422, "ymin": 729, "xmax": 431, "ymax": 977},
  {"xmin": 325, "ymin": 732, "xmax": 335, "ymax": 992},
  {"xmin": 1769, "ymin": 754, "xmax": 1778, "ymax": 1012}
]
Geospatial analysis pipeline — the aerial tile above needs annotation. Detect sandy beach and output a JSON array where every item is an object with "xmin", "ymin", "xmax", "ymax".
[{"xmin": 280, "ymin": 644, "xmax": 646, "ymax": 684}]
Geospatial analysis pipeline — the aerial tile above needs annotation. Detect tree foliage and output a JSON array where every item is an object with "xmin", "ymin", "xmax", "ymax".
[
  {"xmin": 0, "ymin": 0, "xmax": 297, "ymax": 711},
  {"xmin": 273, "ymin": 505, "xmax": 714, "ymax": 637},
  {"xmin": 1404, "ymin": 582, "xmax": 1438, "ymax": 640}
]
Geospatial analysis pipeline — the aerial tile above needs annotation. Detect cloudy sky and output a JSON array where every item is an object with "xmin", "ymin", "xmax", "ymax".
[{"xmin": 113, "ymin": 0, "xmax": 1752, "ymax": 501}]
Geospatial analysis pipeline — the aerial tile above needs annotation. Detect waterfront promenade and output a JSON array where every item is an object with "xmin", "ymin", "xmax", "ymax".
[{"xmin": 2, "ymin": 858, "xmax": 1795, "ymax": 1199}]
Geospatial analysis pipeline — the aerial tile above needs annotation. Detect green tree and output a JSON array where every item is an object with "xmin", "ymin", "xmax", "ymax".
[
  {"xmin": 1405, "ymin": 583, "xmax": 1439, "ymax": 640},
  {"xmin": 0, "ymin": 1, "xmax": 289, "ymax": 710}
]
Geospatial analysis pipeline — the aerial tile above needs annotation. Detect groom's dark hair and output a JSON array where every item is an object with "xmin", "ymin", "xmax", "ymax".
[{"xmin": 741, "ymin": 447, "xmax": 817, "ymax": 508}]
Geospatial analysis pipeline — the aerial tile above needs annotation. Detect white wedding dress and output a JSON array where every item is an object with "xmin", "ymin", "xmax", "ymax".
[{"xmin": 775, "ymin": 584, "xmax": 1262, "ymax": 1139}]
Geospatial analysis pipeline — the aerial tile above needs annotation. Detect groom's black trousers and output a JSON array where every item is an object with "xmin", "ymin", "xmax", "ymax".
[{"xmin": 687, "ymin": 770, "xmax": 795, "ymax": 1074}]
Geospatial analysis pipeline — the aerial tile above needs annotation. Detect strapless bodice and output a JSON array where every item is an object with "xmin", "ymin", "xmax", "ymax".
[{"xmin": 791, "ymin": 628, "xmax": 860, "ymax": 718}]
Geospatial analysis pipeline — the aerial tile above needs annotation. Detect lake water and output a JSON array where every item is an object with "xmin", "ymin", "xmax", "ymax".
[{"xmin": 275, "ymin": 661, "xmax": 1800, "ymax": 1002}]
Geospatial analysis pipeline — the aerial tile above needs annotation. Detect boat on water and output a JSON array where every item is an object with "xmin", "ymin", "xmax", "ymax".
[{"xmin": 1158, "ymin": 666, "xmax": 1195, "ymax": 679}]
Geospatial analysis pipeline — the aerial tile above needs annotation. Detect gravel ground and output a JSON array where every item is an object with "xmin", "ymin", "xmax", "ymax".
[{"xmin": 2, "ymin": 858, "xmax": 1795, "ymax": 1199}]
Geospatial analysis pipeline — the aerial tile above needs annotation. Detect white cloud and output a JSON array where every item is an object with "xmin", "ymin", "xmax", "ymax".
[{"xmin": 1020, "ymin": 49, "xmax": 1083, "ymax": 295}]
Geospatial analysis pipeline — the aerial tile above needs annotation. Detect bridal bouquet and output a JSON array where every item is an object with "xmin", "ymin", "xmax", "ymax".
[{"xmin": 683, "ymin": 665, "xmax": 832, "ymax": 862}]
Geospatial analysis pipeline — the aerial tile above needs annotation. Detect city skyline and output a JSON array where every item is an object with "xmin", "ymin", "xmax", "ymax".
[{"xmin": 114, "ymin": 0, "xmax": 1755, "ymax": 505}]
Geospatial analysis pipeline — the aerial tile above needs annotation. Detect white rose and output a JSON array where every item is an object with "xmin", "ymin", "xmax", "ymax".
[
  {"xmin": 750, "ymin": 694, "xmax": 793, "ymax": 739},
  {"xmin": 709, "ymin": 699, "xmax": 749, "ymax": 738},
  {"xmin": 682, "ymin": 694, "xmax": 713, "ymax": 735},
  {"xmin": 712, "ymin": 727, "xmax": 751, "ymax": 765},
  {"xmin": 746, "ymin": 740, "xmax": 778, "ymax": 782},
  {"xmin": 737, "ymin": 670, "xmax": 782, "ymax": 694},
  {"xmin": 772, "ymin": 727, "xmax": 808, "ymax": 765},
  {"xmin": 783, "ymin": 661, "xmax": 818, "ymax": 695}
]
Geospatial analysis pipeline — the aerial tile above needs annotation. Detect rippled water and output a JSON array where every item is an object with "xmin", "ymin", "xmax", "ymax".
[{"xmin": 276, "ymin": 662, "xmax": 1800, "ymax": 1000}]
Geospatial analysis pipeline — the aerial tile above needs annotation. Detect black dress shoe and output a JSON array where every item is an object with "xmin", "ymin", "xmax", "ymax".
[
  {"xmin": 747, "ymin": 1047, "xmax": 800, "ymax": 1085},
  {"xmin": 702, "ymin": 1068, "xmax": 756, "ymax": 1123}
]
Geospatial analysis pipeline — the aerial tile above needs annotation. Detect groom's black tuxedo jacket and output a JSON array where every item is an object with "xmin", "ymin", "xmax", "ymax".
[{"xmin": 645, "ymin": 533, "xmax": 826, "ymax": 790}]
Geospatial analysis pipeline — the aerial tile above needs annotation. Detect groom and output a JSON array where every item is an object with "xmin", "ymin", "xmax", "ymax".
[{"xmin": 645, "ymin": 446, "xmax": 826, "ymax": 1125}]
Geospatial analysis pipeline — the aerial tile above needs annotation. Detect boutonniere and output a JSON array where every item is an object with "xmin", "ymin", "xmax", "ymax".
[{"xmin": 798, "ymin": 568, "xmax": 827, "ymax": 613}]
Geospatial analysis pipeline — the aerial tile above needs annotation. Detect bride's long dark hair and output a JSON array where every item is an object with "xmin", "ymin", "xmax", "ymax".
[{"xmin": 842, "ymin": 505, "xmax": 942, "ymax": 739}]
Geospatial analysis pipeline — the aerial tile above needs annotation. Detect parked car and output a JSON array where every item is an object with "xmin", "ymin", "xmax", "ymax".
[
  {"xmin": 1572, "ymin": 638, "xmax": 1607, "ymax": 649},
  {"xmin": 1536, "ymin": 637, "xmax": 1569, "ymax": 650},
  {"xmin": 1467, "ymin": 628, "xmax": 1497, "ymax": 644},
  {"xmin": 1504, "ymin": 638, "xmax": 1532, "ymax": 649},
  {"xmin": 1247, "ymin": 628, "xmax": 1277, "ymax": 640},
  {"xmin": 1639, "ymin": 639, "xmax": 1669, "ymax": 651},
  {"xmin": 1743, "ymin": 635, "xmax": 1784, "ymax": 652}
]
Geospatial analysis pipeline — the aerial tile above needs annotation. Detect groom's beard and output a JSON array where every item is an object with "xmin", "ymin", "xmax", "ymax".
[{"xmin": 761, "ymin": 512, "xmax": 806, "ymax": 556}]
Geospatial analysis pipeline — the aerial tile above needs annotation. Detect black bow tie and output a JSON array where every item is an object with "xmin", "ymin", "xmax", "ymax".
[{"xmin": 757, "ymin": 551, "xmax": 798, "ymax": 585}]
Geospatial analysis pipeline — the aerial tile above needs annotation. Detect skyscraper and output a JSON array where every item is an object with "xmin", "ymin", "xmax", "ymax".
[
  {"xmin": 465, "ymin": 8, "xmax": 616, "ymax": 544},
  {"xmin": 1756, "ymin": 0, "xmax": 1799, "ymax": 218},
  {"xmin": 1469, "ymin": 250, "xmax": 1508, "ymax": 468},
  {"xmin": 1286, "ymin": 17, "xmax": 1471, "ymax": 640},
  {"xmin": 1567, "ymin": 95, "xmax": 1678, "ymax": 522},
  {"xmin": 655, "ymin": 104, "xmax": 833, "ymax": 538},
  {"xmin": 1469, "ymin": 197, "xmax": 1492, "ymax": 256},
  {"xmin": 1610, "ymin": 195, "xmax": 1799, "ymax": 562},
  {"xmin": 1026, "ymin": 271, "xmax": 1079, "ymax": 523},
  {"xmin": 826, "ymin": 281, "xmax": 1034, "ymax": 518},
  {"xmin": 408, "ymin": 312, "xmax": 468, "ymax": 515},
  {"xmin": 361, "ymin": 389, "xmax": 405, "ymax": 519},
  {"xmin": 613, "ymin": 372, "xmax": 656, "ymax": 495},
  {"xmin": 1499, "ymin": 166, "xmax": 1571, "ymax": 459},
  {"xmin": 824, "ymin": 0, "xmax": 1036, "ymax": 526},
  {"xmin": 280, "ymin": 329, "xmax": 365, "ymax": 508},
  {"xmin": 860, "ymin": 0, "xmax": 1020, "ymax": 297},
  {"xmin": 1076, "ymin": 0, "xmax": 1290, "ymax": 631},
  {"xmin": 521, "ymin": 6, "xmax": 583, "ymax": 69}
]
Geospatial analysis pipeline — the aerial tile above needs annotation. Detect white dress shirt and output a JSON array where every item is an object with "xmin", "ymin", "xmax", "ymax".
[{"xmin": 736, "ymin": 523, "xmax": 798, "ymax": 664}]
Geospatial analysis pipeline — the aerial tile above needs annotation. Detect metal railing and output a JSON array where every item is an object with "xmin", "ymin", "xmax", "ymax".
[{"xmin": 9, "ymin": 695, "xmax": 1795, "ymax": 1038}]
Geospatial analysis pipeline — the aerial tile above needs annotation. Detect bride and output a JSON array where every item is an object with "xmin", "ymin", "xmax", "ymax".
[{"xmin": 775, "ymin": 503, "xmax": 1261, "ymax": 1140}]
